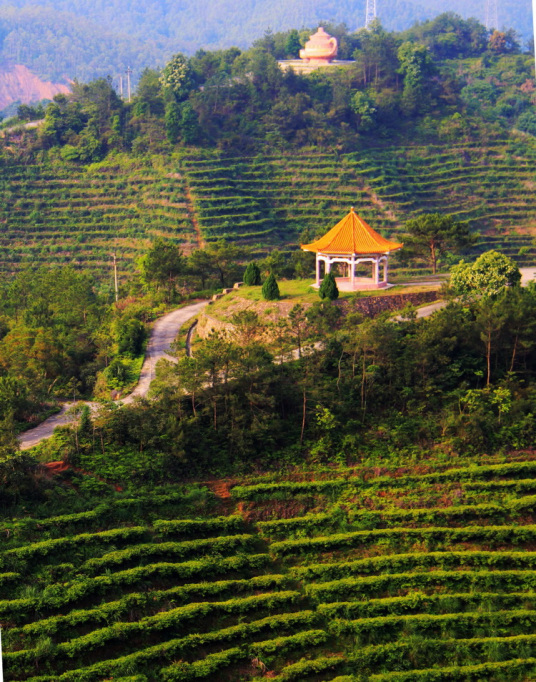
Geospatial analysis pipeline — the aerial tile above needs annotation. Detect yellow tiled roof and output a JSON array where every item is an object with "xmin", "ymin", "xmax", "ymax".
[{"xmin": 301, "ymin": 208, "xmax": 403, "ymax": 255}]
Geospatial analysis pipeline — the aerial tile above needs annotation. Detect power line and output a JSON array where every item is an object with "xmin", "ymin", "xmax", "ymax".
[
  {"xmin": 365, "ymin": 0, "xmax": 377, "ymax": 29},
  {"xmin": 485, "ymin": 0, "xmax": 499, "ymax": 31}
]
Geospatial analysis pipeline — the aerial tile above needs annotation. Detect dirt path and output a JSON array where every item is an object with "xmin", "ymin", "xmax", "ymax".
[
  {"xmin": 19, "ymin": 300, "xmax": 208, "ymax": 450},
  {"xmin": 184, "ymin": 183, "xmax": 204, "ymax": 249}
]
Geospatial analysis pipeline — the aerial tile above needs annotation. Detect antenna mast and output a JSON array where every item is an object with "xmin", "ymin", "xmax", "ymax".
[
  {"xmin": 365, "ymin": 0, "xmax": 377, "ymax": 29},
  {"xmin": 485, "ymin": 0, "xmax": 499, "ymax": 31}
]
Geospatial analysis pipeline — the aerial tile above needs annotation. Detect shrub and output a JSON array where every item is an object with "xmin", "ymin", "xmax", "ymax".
[
  {"xmin": 243, "ymin": 262, "xmax": 261, "ymax": 286},
  {"xmin": 319, "ymin": 271, "xmax": 339, "ymax": 300},
  {"xmin": 262, "ymin": 273, "xmax": 280, "ymax": 301}
]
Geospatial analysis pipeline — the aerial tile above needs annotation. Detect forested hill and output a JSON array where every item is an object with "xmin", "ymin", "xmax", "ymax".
[
  {"xmin": 0, "ymin": 0, "xmax": 531, "ymax": 85},
  {"xmin": 2, "ymin": 14, "xmax": 536, "ymax": 279}
]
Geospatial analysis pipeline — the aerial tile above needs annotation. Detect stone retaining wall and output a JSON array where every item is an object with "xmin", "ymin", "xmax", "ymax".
[{"xmin": 338, "ymin": 290, "xmax": 439, "ymax": 317}]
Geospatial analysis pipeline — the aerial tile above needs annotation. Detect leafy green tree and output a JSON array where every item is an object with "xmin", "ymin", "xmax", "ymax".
[
  {"xmin": 116, "ymin": 317, "xmax": 146, "ymax": 357},
  {"xmin": 165, "ymin": 101, "xmax": 182, "ymax": 144},
  {"xmin": 404, "ymin": 213, "xmax": 474, "ymax": 274},
  {"xmin": 134, "ymin": 68, "xmax": 165, "ymax": 117},
  {"xmin": 243, "ymin": 262, "xmax": 262, "ymax": 286},
  {"xmin": 262, "ymin": 273, "xmax": 280, "ymax": 300},
  {"xmin": 284, "ymin": 29, "xmax": 302, "ymax": 58},
  {"xmin": 142, "ymin": 239, "xmax": 184, "ymax": 301},
  {"xmin": 350, "ymin": 91, "xmax": 377, "ymax": 131},
  {"xmin": 319, "ymin": 271, "xmax": 339, "ymax": 300},
  {"xmin": 397, "ymin": 41, "xmax": 435, "ymax": 115},
  {"xmin": 517, "ymin": 111, "xmax": 536, "ymax": 136},
  {"xmin": 188, "ymin": 249, "xmax": 214, "ymax": 289},
  {"xmin": 160, "ymin": 53, "xmax": 194, "ymax": 102},
  {"xmin": 450, "ymin": 250, "xmax": 521, "ymax": 300},
  {"xmin": 204, "ymin": 240, "xmax": 243, "ymax": 287},
  {"xmin": 179, "ymin": 101, "xmax": 201, "ymax": 144}
]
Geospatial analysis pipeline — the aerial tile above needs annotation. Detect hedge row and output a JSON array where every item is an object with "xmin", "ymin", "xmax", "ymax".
[
  {"xmin": 19, "ymin": 611, "xmax": 318, "ymax": 681},
  {"xmin": 80, "ymin": 534, "xmax": 256, "ymax": 574},
  {"xmin": 270, "ymin": 524, "xmax": 536, "ymax": 556},
  {"xmin": 160, "ymin": 630, "xmax": 328, "ymax": 681},
  {"xmin": 306, "ymin": 570, "xmax": 536, "ymax": 601},
  {"xmin": 6, "ymin": 591, "xmax": 303, "ymax": 666},
  {"xmin": 0, "ymin": 554, "xmax": 272, "ymax": 620},
  {"xmin": 1, "ymin": 526, "xmax": 148, "ymax": 569},
  {"xmin": 153, "ymin": 516, "xmax": 244, "ymax": 537},
  {"xmin": 318, "ymin": 591, "xmax": 534, "ymax": 620},
  {"xmin": 5, "ymin": 574, "xmax": 290, "ymax": 645},
  {"xmin": 369, "ymin": 657, "xmax": 536, "ymax": 681},
  {"xmin": 292, "ymin": 550, "xmax": 536, "ymax": 581},
  {"xmin": 349, "ymin": 632, "xmax": 536, "ymax": 673},
  {"xmin": 330, "ymin": 608, "xmax": 536, "ymax": 642},
  {"xmin": 232, "ymin": 461, "xmax": 536, "ymax": 500}
]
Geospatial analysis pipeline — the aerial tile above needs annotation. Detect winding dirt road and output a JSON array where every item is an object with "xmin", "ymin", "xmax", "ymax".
[{"xmin": 19, "ymin": 301, "xmax": 208, "ymax": 450}]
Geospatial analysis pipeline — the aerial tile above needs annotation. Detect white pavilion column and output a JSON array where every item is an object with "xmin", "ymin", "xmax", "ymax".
[
  {"xmin": 373, "ymin": 257, "xmax": 380, "ymax": 285},
  {"xmin": 326, "ymin": 258, "xmax": 332, "ymax": 274},
  {"xmin": 383, "ymin": 257, "xmax": 388, "ymax": 284},
  {"xmin": 316, "ymin": 256, "xmax": 321, "ymax": 287},
  {"xmin": 350, "ymin": 255, "xmax": 355, "ymax": 288}
]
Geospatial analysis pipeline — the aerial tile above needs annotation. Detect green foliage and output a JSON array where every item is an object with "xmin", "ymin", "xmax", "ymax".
[
  {"xmin": 450, "ymin": 250, "xmax": 521, "ymax": 298},
  {"xmin": 243, "ymin": 262, "xmax": 262, "ymax": 286},
  {"xmin": 517, "ymin": 110, "xmax": 536, "ymax": 136},
  {"xmin": 403, "ymin": 213, "xmax": 474, "ymax": 274},
  {"xmin": 318, "ymin": 271, "xmax": 339, "ymax": 300},
  {"xmin": 141, "ymin": 239, "xmax": 184, "ymax": 301},
  {"xmin": 262, "ymin": 272, "xmax": 280, "ymax": 300},
  {"xmin": 160, "ymin": 54, "xmax": 194, "ymax": 102}
]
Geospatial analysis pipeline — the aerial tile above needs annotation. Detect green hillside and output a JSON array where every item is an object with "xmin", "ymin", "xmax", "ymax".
[
  {"xmin": 2, "ymin": 136, "xmax": 536, "ymax": 278},
  {"xmin": 4, "ymin": 454, "xmax": 536, "ymax": 680},
  {"xmin": 0, "ymin": 155, "xmax": 200, "ymax": 278}
]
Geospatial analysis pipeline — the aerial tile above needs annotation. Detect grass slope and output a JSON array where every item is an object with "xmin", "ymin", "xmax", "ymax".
[{"xmin": 4, "ymin": 453, "xmax": 536, "ymax": 680}]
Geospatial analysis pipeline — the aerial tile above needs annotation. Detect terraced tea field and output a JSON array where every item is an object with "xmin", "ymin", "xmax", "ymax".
[
  {"xmin": 1, "ymin": 136, "xmax": 536, "ymax": 278},
  {"xmin": 0, "ymin": 156, "xmax": 200, "ymax": 279},
  {"xmin": 5, "ymin": 454, "xmax": 536, "ymax": 680}
]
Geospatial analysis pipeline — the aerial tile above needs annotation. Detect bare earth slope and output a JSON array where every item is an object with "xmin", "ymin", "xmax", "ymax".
[{"xmin": 0, "ymin": 63, "xmax": 69, "ymax": 109}]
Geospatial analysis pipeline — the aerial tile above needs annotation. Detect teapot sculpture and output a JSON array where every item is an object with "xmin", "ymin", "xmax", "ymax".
[{"xmin": 300, "ymin": 27, "xmax": 338, "ymax": 64}]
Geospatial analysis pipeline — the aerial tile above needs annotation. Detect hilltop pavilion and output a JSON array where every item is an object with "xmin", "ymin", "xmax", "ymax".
[{"xmin": 301, "ymin": 208, "xmax": 403, "ymax": 291}]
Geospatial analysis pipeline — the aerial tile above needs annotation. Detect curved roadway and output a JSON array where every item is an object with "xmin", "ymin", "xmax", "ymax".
[
  {"xmin": 19, "ymin": 301, "xmax": 207, "ymax": 450},
  {"xmin": 18, "ymin": 268, "xmax": 536, "ymax": 451}
]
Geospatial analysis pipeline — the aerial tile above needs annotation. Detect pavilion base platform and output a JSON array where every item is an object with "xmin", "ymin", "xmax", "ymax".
[{"xmin": 312, "ymin": 277, "xmax": 394, "ymax": 292}]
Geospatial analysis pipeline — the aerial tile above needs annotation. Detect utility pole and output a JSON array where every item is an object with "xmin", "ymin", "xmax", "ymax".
[
  {"xmin": 485, "ymin": 0, "xmax": 499, "ymax": 31},
  {"xmin": 126, "ymin": 67, "xmax": 132, "ymax": 103},
  {"xmin": 112, "ymin": 253, "xmax": 119, "ymax": 303},
  {"xmin": 365, "ymin": 0, "xmax": 377, "ymax": 29}
]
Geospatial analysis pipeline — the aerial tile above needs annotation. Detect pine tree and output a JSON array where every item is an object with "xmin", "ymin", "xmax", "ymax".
[
  {"xmin": 262, "ymin": 273, "xmax": 280, "ymax": 300},
  {"xmin": 319, "ymin": 271, "xmax": 339, "ymax": 300},
  {"xmin": 243, "ymin": 262, "xmax": 261, "ymax": 286}
]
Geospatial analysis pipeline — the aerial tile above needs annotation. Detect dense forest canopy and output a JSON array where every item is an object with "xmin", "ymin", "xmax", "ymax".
[
  {"xmin": 10, "ymin": 14, "xmax": 531, "ymax": 157},
  {"xmin": 0, "ymin": 0, "xmax": 531, "ymax": 85}
]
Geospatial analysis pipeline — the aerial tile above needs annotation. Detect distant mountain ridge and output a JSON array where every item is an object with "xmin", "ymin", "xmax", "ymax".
[{"xmin": 0, "ymin": 0, "xmax": 531, "ymax": 92}]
